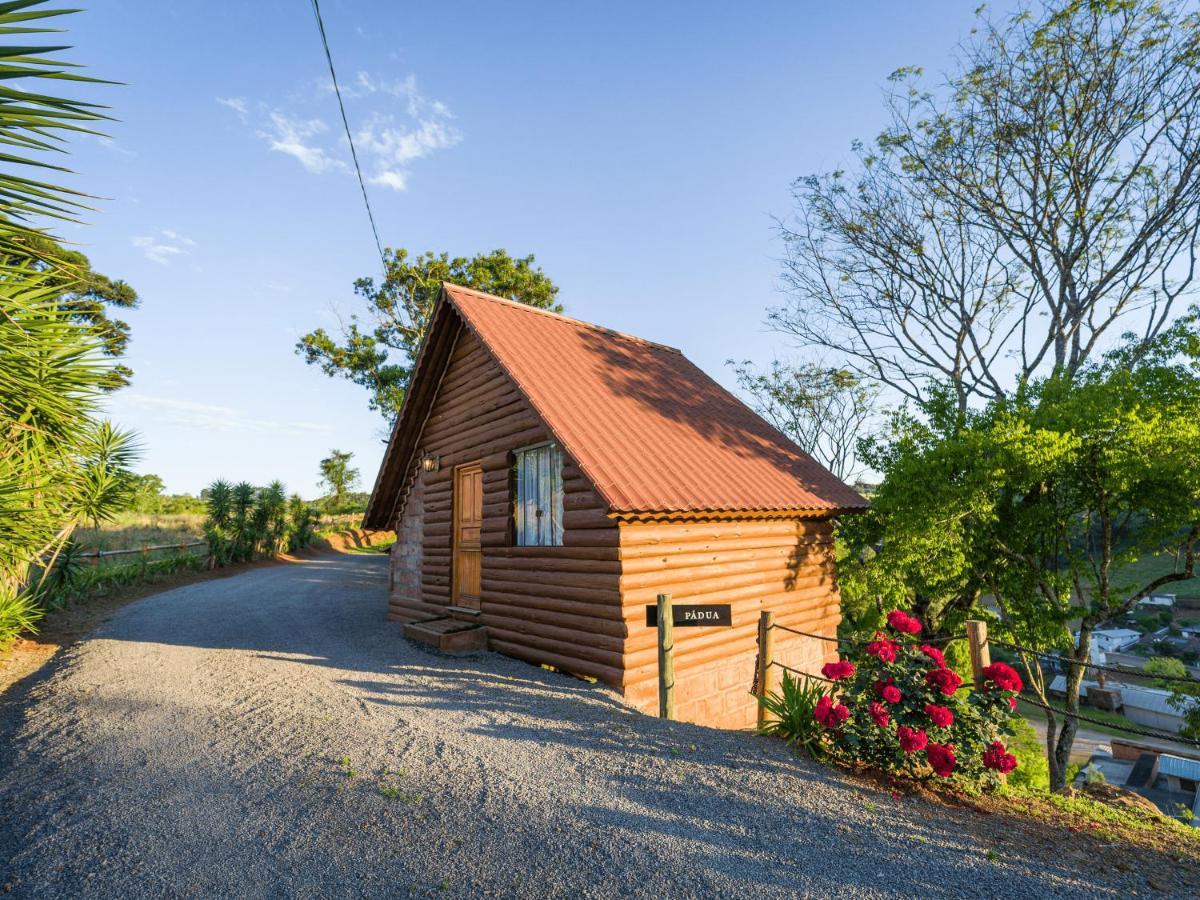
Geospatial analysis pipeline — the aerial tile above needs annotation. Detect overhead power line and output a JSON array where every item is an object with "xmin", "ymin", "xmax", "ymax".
[{"xmin": 308, "ymin": 0, "xmax": 387, "ymax": 270}]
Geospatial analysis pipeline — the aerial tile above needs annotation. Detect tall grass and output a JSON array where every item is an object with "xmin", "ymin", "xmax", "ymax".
[{"xmin": 72, "ymin": 512, "xmax": 205, "ymax": 553}]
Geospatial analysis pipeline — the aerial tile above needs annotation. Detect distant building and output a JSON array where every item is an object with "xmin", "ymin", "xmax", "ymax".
[
  {"xmin": 1182, "ymin": 624, "xmax": 1200, "ymax": 640},
  {"xmin": 1051, "ymin": 676, "xmax": 1198, "ymax": 735},
  {"xmin": 1081, "ymin": 628, "xmax": 1141, "ymax": 653},
  {"xmin": 1139, "ymin": 593, "xmax": 1176, "ymax": 609}
]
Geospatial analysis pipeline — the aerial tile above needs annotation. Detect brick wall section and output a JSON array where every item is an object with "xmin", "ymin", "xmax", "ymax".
[
  {"xmin": 618, "ymin": 516, "xmax": 842, "ymax": 730},
  {"xmin": 388, "ymin": 461, "xmax": 424, "ymax": 620}
]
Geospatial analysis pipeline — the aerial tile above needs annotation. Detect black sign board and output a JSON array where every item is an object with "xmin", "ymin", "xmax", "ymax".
[{"xmin": 645, "ymin": 604, "xmax": 732, "ymax": 628}]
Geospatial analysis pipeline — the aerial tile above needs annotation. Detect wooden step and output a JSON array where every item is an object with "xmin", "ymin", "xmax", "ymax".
[{"xmin": 403, "ymin": 616, "xmax": 488, "ymax": 653}]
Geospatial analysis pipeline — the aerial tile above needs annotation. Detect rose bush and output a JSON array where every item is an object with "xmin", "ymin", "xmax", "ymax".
[{"xmin": 767, "ymin": 609, "xmax": 1022, "ymax": 788}]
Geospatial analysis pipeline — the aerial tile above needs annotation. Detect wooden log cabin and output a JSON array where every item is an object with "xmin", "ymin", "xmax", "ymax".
[{"xmin": 363, "ymin": 283, "xmax": 868, "ymax": 729}]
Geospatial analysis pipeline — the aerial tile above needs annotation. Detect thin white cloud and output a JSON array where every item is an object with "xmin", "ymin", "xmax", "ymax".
[
  {"xmin": 132, "ymin": 230, "xmax": 196, "ymax": 265},
  {"xmin": 216, "ymin": 96, "xmax": 248, "ymax": 121},
  {"xmin": 224, "ymin": 73, "xmax": 459, "ymax": 191},
  {"xmin": 258, "ymin": 112, "xmax": 347, "ymax": 174},
  {"xmin": 357, "ymin": 114, "xmax": 461, "ymax": 192},
  {"xmin": 97, "ymin": 136, "xmax": 136, "ymax": 158},
  {"xmin": 115, "ymin": 393, "xmax": 334, "ymax": 435}
]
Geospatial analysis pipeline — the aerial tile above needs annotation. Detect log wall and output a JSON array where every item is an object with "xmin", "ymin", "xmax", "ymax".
[
  {"xmin": 384, "ymin": 314, "xmax": 846, "ymax": 731},
  {"xmin": 386, "ymin": 322, "xmax": 624, "ymax": 682},
  {"xmin": 617, "ymin": 516, "xmax": 841, "ymax": 729}
]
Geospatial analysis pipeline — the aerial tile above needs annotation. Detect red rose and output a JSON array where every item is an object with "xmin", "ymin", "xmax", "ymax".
[
  {"xmin": 924, "ymin": 704, "xmax": 954, "ymax": 728},
  {"xmin": 918, "ymin": 644, "xmax": 946, "ymax": 668},
  {"xmin": 982, "ymin": 662, "xmax": 1023, "ymax": 693},
  {"xmin": 926, "ymin": 742, "xmax": 956, "ymax": 777},
  {"xmin": 881, "ymin": 684, "xmax": 902, "ymax": 704},
  {"xmin": 925, "ymin": 667, "xmax": 963, "ymax": 696},
  {"xmin": 1008, "ymin": 696, "xmax": 1018, "ymax": 711},
  {"xmin": 982, "ymin": 741, "xmax": 1018, "ymax": 774},
  {"xmin": 868, "ymin": 701, "xmax": 890, "ymax": 727},
  {"xmin": 813, "ymin": 694, "xmax": 849, "ymax": 729},
  {"xmin": 867, "ymin": 632, "xmax": 900, "ymax": 663},
  {"xmin": 886, "ymin": 610, "xmax": 922, "ymax": 635},
  {"xmin": 821, "ymin": 660, "xmax": 856, "ymax": 681},
  {"xmin": 897, "ymin": 725, "xmax": 928, "ymax": 753},
  {"xmin": 813, "ymin": 695, "xmax": 833, "ymax": 725}
]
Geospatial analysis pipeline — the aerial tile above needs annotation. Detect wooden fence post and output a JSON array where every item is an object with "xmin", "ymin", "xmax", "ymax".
[
  {"xmin": 755, "ymin": 610, "xmax": 775, "ymax": 729},
  {"xmin": 966, "ymin": 620, "xmax": 990, "ymax": 690},
  {"xmin": 657, "ymin": 592, "xmax": 675, "ymax": 720}
]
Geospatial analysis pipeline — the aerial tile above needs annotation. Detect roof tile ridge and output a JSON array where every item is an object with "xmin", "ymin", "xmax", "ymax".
[{"xmin": 443, "ymin": 282, "xmax": 683, "ymax": 355}]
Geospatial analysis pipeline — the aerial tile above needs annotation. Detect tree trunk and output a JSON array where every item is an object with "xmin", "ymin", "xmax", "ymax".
[{"xmin": 1048, "ymin": 628, "xmax": 1091, "ymax": 791}]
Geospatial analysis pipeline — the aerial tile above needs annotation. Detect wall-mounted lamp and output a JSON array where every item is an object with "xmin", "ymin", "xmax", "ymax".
[{"xmin": 421, "ymin": 453, "xmax": 440, "ymax": 473}]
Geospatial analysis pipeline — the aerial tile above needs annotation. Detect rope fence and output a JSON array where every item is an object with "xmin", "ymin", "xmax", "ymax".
[
  {"xmin": 751, "ymin": 616, "xmax": 1200, "ymax": 748},
  {"xmin": 990, "ymin": 638, "xmax": 1200, "ymax": 686},
  {"xmin": 1017, "ymin": 694, "xmax": 1200, "ymax": 749}
]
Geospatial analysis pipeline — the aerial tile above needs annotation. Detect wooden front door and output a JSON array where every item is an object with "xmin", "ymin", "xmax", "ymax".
[{"xmin": 452, "ymin": 462, "xmax": 483, "ymax": 609}]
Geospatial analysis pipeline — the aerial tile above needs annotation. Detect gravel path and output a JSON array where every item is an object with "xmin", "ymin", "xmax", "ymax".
[{"xmin": 0, "ymin": 553, "xmax": 1152, "ymax": 898}]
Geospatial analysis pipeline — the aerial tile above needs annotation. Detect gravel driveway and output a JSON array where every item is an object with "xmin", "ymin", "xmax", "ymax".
[{"xmin": 0, "ymin": 553, "xmax": 1162, "ymax": 898}]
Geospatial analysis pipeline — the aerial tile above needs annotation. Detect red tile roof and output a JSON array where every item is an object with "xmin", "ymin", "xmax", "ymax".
[{"xmin": 428, "ymin": 284, "xmax": 866, "ymax": 516}]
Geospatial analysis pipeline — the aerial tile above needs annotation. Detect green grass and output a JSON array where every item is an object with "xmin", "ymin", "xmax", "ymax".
[
  {"xmin": 73, "ymin": 512, "xmax": 205, "ymax": 553},
  {"xmin": 1028, "ymin": 786, "xmax": 1200, "ymax": 847},
  {"xmin": 1112, "ymin": 552, "xmax": 1200, "ymax": 599},
  {"xmin": 1016, "ymin": 697, "xmax": 1169, "ymax": 742}
]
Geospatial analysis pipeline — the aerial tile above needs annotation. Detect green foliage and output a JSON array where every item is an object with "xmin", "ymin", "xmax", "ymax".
[
  {"xmin": 1004, "ymin": 718, "xmax": 1050, "ymax": 792},
  {"xmin": 0, "ymin": 4, "xmax": 138, "ymax": 649},
  {"xmin": 0, "ymin": 2, "xmax": 112, "ymax": 258},
  {"xmin": 840, "ymin": 322, "xmax": 1200, "ymax": 788},
  {"xmin": 6, "ymin": 235, "xmax": 139, "ymax": 390},
  {"xmin": 39, "ymin": 550, "xmax": 205, "ymax": 611},
  {"xmin": 297, "ymin": 248, "xmax": 560, "ymax": 419},
  {"xmin": 202, "ymin": 480, "xmax": 319, "ymax": 565},
  {"xmin": 809, "ymin": 620, "xmax": 1021, "ymax": 788},
  {"xmin": 1144, "ymin": 656, "xmax": 1189, "ymax": 685},
  {"xmin": 318, "ymin": 450, "xmax": 359, "ymax": 511},
  {"xmin": 124, "ymin": 473, "xmax": 166, "ymax": 513},
  {"xmin": 0, "ymin": 592, "xmax": 42, "ymax": 651},
  {"xmin": 757, "ymin": 672, "xmax": 829, "ymax": 756}
]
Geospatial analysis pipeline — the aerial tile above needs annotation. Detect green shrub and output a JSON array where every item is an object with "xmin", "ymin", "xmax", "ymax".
[
  {"xmin": 762, "ymin": 609, "xmax": 1022, "ymax": 788},
  {"xmin": 202, "ymin": 479, "xmax": 319, "ymax": 565},
  {"xmin": 757, "ymin": 672, "xmax": 829, "ymax": 757},
  {"xmin": 0, "ymin": 592, "xmax": 43, "ymax": 649},
  {"xmin": 1005, "ymin": 717, "xmax": 1050, "ymax": 791}
]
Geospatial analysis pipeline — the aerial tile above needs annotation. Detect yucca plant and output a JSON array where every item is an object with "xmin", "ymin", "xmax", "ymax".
[
  {"xmin": 204, "ymin": 479, "xmax": 233, "ymax": 529},
  {"xmin": 757, "ymin": 671, "xmax": 831, "ymax": 758},
  {"xmin": 0, "ymin": 3, "xmax": 134, "ymax": 646},
  {"xmin": 259, "ymin": 480, "xmax": 288, "ymax": 553},
  {"xmin": 287, "ymin": 494, "xmax": 317, "ymax": 552},
  {"xmin": 0, "ymin": 0, "xmax": 112, "ymax": 261}
]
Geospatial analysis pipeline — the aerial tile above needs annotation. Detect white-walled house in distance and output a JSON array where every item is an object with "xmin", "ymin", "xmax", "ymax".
[
  {"xmin": 1082, "ymin": 628, "xmax": 1142, "ymax": 653},
  {"xmin": 1138, "ymin": 594, "xmax": 1176, "ymax": 609}
]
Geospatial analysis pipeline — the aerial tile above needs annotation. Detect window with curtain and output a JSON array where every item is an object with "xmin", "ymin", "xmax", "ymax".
[{"xmin": 513, "ymin": 443, "xmax": 563, "ymax": 546}]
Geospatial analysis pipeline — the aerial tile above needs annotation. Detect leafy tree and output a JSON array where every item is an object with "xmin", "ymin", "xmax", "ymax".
[
  {"xmin": 125, "ymin": 474, "xmax": 166, "ymax": 514},
  {"xmin": 297, "ymin": 248, "xmax": 560, "ymax": 420},
  {"xmin": 318, "ymin": 450, "xmax": 359, "ymax": 511},
  {"xmin": 6, "ymin": 235, "xmax": 139, "ymax": 389},
  {"xmin": 729, "ymin": 360, "xmax": 877, "ymax": 481},
  {"xmin": 772, "ymin": 0, "xmax": 1200, "ymax": 411},
  {"xmin": 1144, "ymin": 656, "xmax": 1189, "ymax": 685},
  {"xmin": 841, "ymin": 323, "xmax": 1200, "ymax": 790},
  {"xmin": 0, "ymin": 3, "xmax": 137, "ymax": 647}
]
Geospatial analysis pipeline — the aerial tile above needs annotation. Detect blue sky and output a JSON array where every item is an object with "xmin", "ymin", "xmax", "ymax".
[{"xmin": 62, "ymin": 1, "xmax": 1013, "ymax": 498}]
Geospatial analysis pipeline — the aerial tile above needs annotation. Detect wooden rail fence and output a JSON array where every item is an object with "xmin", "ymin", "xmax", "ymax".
[{"xmin": 76, "ymin": 540, "xmax": 208, "ymax": 565}]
